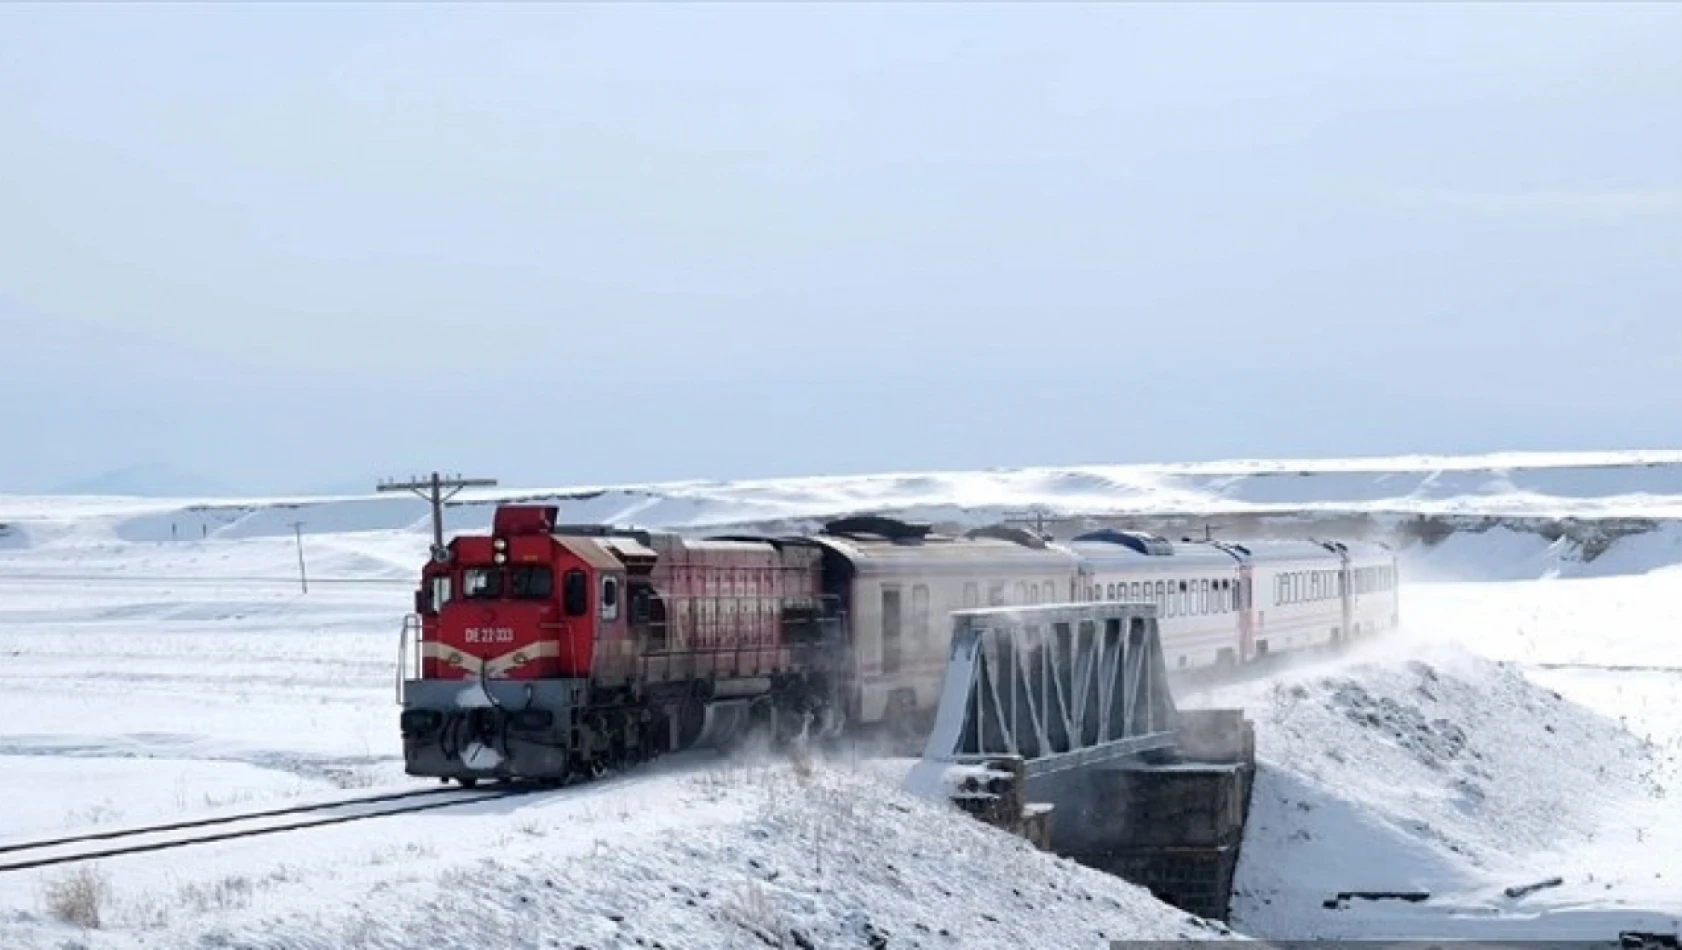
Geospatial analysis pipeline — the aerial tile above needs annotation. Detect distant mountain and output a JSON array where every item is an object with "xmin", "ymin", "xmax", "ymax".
[{"xmin": 55, "ymin": 464, "xmax": 235, "ymax": 499}]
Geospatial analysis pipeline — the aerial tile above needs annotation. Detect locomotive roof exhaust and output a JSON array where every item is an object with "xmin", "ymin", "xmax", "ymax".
[{"xmin": 492, "ymin": 505, "xmax": 558, "ymax": 536}]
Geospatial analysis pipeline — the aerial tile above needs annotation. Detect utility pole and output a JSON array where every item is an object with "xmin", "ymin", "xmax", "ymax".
[
  {"xmin": 1002, "ymin": 505, "xmax": 1053, "ymax": 538},
  {"xmin": 376, "ymin": 471, "xmax": 499, "ymax": 560},
  {"xmin": 289, "ymin": 521, "xmax": 309, "ymax": 593}
]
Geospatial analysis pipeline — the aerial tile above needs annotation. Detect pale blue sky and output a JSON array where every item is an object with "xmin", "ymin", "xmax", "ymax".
[{"xmin": 3, "ymin": 3, "xmax": 1679, "ymax": 495}]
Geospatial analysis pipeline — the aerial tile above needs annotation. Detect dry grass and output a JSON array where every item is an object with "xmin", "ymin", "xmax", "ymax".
[
  {"xmin": 179, "ymin": 875, "xmax": 254, "ymax": 913},
  {"xmin": 64, "ymin": 802, "xmax": 124, "ymax": 827},
  {"xmin": 43, "ymin": 865, "xmax": 111, "ymax": 929},
  {"xmin": 324, "ymin": 767, "xmax": 378, "ymax": 790},
  {"xmin": 721, "ymin": 880, "xmax": 794, "ymax": 948}
]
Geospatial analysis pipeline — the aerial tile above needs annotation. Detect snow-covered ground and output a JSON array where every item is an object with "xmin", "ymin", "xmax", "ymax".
[
  {"xmin": 0, "ymin": 502, "xmax": 1238, "ymax": 950},
  {"xmin": 2, "ymin": 449, "xmax": 1680, "ymax": 946},
  {"xmin": 1182, "ymin": 571, "xmax": 1682, "ymax": 940}
]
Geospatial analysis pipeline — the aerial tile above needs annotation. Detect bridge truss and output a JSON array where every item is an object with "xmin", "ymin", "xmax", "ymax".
[{"xmin": 908, "ymin": 601, "xmax": 1179, "ymax": 792}]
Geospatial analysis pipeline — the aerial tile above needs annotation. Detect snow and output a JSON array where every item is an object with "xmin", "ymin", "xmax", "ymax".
[
  {"xmin": 11, "ymin": 449, "xmax": 1682, "ymax": 546},
  {"xmin": 0, "ymin": 501, "xmax": 1238, "ymax": 949},
  {"xmin": 1, "ymin": 757, "xmax": 317, "ymax": 841},
  {"xmin": 2, "ymin": 449, "xmax": 1681, "ymax": 945},
  {"xmin": 1176, "ymin": 574, "xmax": 1682, "ymax": 940}
]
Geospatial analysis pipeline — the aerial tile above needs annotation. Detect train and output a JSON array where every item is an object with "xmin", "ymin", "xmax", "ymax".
[{"xmin": 396, "ymin": 505, "xmax": 1399, "ymax": 786}]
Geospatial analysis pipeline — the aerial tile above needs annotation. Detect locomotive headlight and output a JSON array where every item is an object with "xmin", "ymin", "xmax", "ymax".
[
  {"xmin": 493, "ymin": 537, "xmax": 508, "ymax": 551},
  {"xmin": 493, "ymin": 552, "xmax": 508, "ymax": 564}
]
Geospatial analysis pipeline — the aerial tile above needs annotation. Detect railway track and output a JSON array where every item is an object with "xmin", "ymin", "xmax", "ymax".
[{"xmin": 0, "ymin": 784, "xmax": 537, "ymax": 874}]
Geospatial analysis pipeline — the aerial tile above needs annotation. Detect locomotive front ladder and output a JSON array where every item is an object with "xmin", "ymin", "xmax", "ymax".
[{"xmin": 906, "ymin": 601, "xmax": 1179, "ymax": 794}]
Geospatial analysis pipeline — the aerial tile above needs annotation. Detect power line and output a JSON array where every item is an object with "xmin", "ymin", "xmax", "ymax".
[
  {"xmin": 375, "ymin": 472, "xmax": 498, "ymax": 560},
  {"xmin": 0, "ymin": 574, "xmax": 411, "ymax": 587}
]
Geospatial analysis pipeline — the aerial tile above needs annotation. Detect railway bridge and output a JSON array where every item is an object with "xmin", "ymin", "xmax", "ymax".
[{"xmin": 905, "ymin": 601, "xmax": 1255, "ymax": 922}]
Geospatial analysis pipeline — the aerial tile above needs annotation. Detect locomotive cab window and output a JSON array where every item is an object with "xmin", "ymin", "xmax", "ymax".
[
  {"xmin": 463, "ymin": 568, "xmax": 503, "ymax": 600},
  {"xmin": 428, "ymin": 575, "xmax": 452, "ymax": 613},
  {"xmin": 511, "ymin": 565, "xmax": 553, "ymax": 599}
]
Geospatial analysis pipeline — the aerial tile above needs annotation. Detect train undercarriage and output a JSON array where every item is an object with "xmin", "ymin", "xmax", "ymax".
[{"xmin": 398, "ymin": 673, "xmax": 847, "ymax": 787}]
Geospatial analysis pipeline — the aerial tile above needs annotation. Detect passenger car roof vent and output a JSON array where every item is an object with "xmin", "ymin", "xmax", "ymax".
[
  {"xmin": 963, "ymin": 525, "xmax": 1048, "ymax": 549},
  {"xmin": 822, "ymin": 515, "xmax": 934, "ymax": 543},
  {"xmin": 1071, "ymin": 528, "xmax": 1175, "ymax": 556}
]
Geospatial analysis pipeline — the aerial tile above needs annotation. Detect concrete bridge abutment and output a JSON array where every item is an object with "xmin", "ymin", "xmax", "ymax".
[{"xmin": 1045, "ymin": 709, "xmax": 1256, "ymax": 921}]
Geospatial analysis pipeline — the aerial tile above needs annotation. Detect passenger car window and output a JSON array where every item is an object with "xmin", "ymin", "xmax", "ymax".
[{"xmin": 912, "ymin": 585, "xmax": 931, "ymax": 644}]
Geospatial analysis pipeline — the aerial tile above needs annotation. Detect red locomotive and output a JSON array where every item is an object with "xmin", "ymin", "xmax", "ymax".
[{"xmin": 398, "ymin": 505, "xmax": 846, "ymax": 785}]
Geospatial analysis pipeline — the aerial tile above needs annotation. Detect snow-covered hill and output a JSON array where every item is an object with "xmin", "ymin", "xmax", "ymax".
[{"xmin": 6, "ymin": 450, "xmax": 1682, "ymax": 583}]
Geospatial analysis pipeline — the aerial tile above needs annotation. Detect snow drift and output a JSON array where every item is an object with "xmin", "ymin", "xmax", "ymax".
[{"xmin": 1181, "ymin": 634, "xmax": 1682, "ymax": 940}]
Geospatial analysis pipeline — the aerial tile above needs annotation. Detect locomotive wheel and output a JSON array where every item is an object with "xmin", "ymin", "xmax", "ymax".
[{"xmin": 674, "ymin": 697, "xmax": 707, "ymax": 751}]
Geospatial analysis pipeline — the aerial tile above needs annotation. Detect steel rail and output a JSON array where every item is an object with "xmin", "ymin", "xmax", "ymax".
[{"xmin": 0, "ymin": 786, "xmax": 537, "ymax": 874}]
